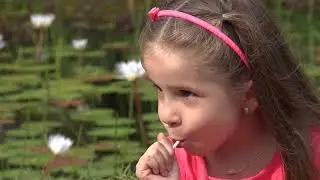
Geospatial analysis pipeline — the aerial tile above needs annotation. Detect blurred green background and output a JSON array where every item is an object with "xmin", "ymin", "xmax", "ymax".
[{"xmin": 0, "ymin": 0, "xmax": 319, "ymax": 179}]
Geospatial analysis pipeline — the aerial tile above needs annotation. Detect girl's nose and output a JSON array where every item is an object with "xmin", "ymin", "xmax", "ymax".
[{"xmin": 158, "ymin": 101, "xmax": 182, "ymax": 128}]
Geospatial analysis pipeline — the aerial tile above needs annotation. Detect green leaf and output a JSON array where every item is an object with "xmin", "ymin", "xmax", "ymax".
[
  {"xmin": 148, "ymin": 121, "xmax": 165, "ymax": 132},
  {"xmin": 66, "ymin": 147, "xmax": 95, "ymax": 159},
  {"xmin": 87, "ymin": 127, "xmax": 135, "ymax": 138},
  {"xmin": 94, "ymin": 117, "xmax": 134, "ymax": 127},
  {"xmin": 71, "ymin": 108, "xmax": 113, "ymax": 119},
  {"xmin": 8, "ymin": 153, "xmax": 53, "ymax": 166},
  {"xmin": 0, "ymin": 139, "xmax": 46, "ymax": 158},
  {"xmin": 6, "ymin": 121, "xmax": 61, "ymax": 138},
  {"xmin": 1, "ymin": 169, "xmax": 43, "ymax": 179},
  {"xmin": 305, "ymin": 65, "xmax": 320, "ymax": 77},
  {"xmin": 142, "ymin": 112, "xmax": 159, "ymax": 122},
  {"xmin": 0, "ymin": 64, "xmax": 55, "ymax": 73},
  {"xmin": 0, "ymin": 74, "xmax": 41, "ymax": 86}
]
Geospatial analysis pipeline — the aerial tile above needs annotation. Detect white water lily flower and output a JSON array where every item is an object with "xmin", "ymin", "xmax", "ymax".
[
  {"xmin": 116, "ymin": 60, "xmax": 145, "ymax": 81},
  {"xmin": 48, "ymin": 134, "xmax": 73, "ymax": 155},
  {"xmin": 0, "ymin": 41, "xmax": 6, "ymax": 49},
  {"xmin": 30, "ymin": 13, "xmax": 55, "ymax": 28},
  {"xmin": 0, "ymin": 34, "xmax": 5, "ymax": 49},
  {"xmin": 72, "ymin": 39, "xmax": 88, "ymax": 50}
]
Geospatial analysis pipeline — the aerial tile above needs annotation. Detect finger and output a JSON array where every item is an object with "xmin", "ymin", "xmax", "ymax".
[
  {"xmin": 158, "ymin": 137, "xmax": 175, "ymax": 171},
  {"xmin": 157, "ymin": 133, "xmax": 174, "ymax": 155},
  {"xmin": 152, "ymin": 147, "xmax": 169, "ymax": 177},
  {"xmin": 157, "ymin": 132, "xmax": 166, "ymax": 141},
  {"xmin": 147, "ymin": 155, "xmax": 160, "ymax": 175},
  {"xmin": 157, "ymin": 133, "xmax": 175, "ymax": 170},
  {"xmin": 147, "ymin": 142, "xmax": 167, "ymax": 176},
  {"xmin": 156, "ymin": 141, "xmax": 174, "ymax": 172},
  {"xmin": 136, "ymin": 155, "xmax": 152, "ymax": 179}
]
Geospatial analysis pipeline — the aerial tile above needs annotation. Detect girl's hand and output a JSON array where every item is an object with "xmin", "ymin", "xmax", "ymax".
[{"xmin": 136, "ymin": 133, "xmax": 180, "ymax": 180}]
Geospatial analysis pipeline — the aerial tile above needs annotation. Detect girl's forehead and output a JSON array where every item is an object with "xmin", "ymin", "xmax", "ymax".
[
  {"xmin": 142, "ymin": 45, "xmax": 225, "ymax": 85},
  {"xmin": 143, "ymin": 44, "xmax": 198, "ymax": 70},
  {"xmin": 143, "ymin": 46, "xmax": 197, "ymax": 74}
]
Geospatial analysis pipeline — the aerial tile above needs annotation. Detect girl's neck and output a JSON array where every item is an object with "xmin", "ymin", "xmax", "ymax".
[
  {"xmin": 216, "ymin": 111, "xmax": 269, "ymax": 156},
  {"xmin": 205, "ymin": 111, "xmax": 277, "ymax": 178}
]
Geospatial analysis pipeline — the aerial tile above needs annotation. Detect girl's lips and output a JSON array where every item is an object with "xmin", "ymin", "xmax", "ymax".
[
  {"xmin": 172, "ymin": 138, "xmax": 185, "ymax": 143},
  {"xmin": 167, "ymin": 136, "xmax": 187, "ymax": 147},
  {"xmin": 168, "ymin": 136, "xmax": 185, "ymax": 142},
  {"xmin": 172, "ymin": 139, "xmax": 186, "ymax": 148}
]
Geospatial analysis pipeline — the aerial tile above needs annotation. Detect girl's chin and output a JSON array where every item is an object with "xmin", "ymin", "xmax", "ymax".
[
  {"xmin": 182, "ymin": 141, "xmax": 219, "ymax": 156},
  {"xmin": 182, "ymin": 142, "xmax": 210, "ymax": 156}
]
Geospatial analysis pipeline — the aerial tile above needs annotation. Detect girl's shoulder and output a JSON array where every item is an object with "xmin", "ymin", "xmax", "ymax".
[
  {"xmin": 311, "ymin": 125, "xmax": 320, "ymax": 149},
  {"xmin": 311, "ymin": 126, "xmax": 320, "ymax": 168},
  {"xmin": 174, "ymin": 148, "xmax": 209, "ymax": 180}
]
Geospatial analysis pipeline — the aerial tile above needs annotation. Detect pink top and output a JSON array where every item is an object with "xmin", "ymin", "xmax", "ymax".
[{"xmin": 174, "ymin": 127, "xmax": 320, "ymax": 180}]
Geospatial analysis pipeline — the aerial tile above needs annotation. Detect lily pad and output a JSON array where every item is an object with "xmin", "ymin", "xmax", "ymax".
[
  {"xmin": 70, "ymin": 108, "xmax": 114, "ymax": 122},
  {"xmin": 88, "ymin": 140, "xmax": 117, "ymax": 151},
  {"xmin": 0, "ymin": 146, "xmax": 26, "ymax": 158},
  {"xmin": 91, "ymin": 84, "xmax": 130, "ymax": 95},
  {"xmin": 0, "ymin": 102, "xmax": 34, "ymax": 112},
  {"xmin": 118, "ymin": 152, "xmax": 143, "ymax": 164},
  {"xmin": 6, "ymin": 129, "xmax": 43, "ymax": 138},
  {"xmin": 83, "ymin": 74, "xmax": 114, "ymax": 84},
  {"xmin": 142, "ymin": 112, "xmax": 159, "ymax": 122},
  {"xmin": 0, "ymin": 139, "xmax": 46, "ymax": 158},
  {"xmin": 76, "ymin": 156, "xmax": 118, "ymax": 178},
  {"xmin": 15, "ymin": 59, "xmax": 42, "ymax": 66},
  {"xmin": 0, "ymin": 83, "xmax": 19, "ymax": 94},
  {"xmin": 148, "ymin": 121, "xmax": 165, "ymax": 132},
  {"xmin": 149, "ymin": 131, "xmax": 160, "ymax": 141},
  {"xmin": 0, "ymin": 64, "xmax": 55, "ymax": 73},
  {"xmin": 0, "ymin": 119, "xmax": 15, "ymax": 126},
  {"xmin": 4, "ymin": 139, "xmax": 45, "ymax": 149},
  {"xmin": 87, "ymin": 127, "xmax": 135, "ymax": 138},
  {"xmin": 83, "ymin": 50, "xmax": 105, "ymax": 58},
  {"xmin": 22, "ymin": 121, "xmax": 61, "ymax": 129},
  {"xmin": 47, "ymin": 80, "xmax": 95, "ymax": 100},
  {"xmin": 6, "ymin": 121, "xmax": 61, "ymax": 138},
  {"xmin": 8, "ymin": 153, "xmax": 53, "ymax": 166},
  {"xmin": 1, "ymin": 169, "xmax": 43, "ymax": 179},
  {"xmin": 43, "ymin": 155, "xmax": 88, "ymax": 175},
  {"xmin": 66, "ymin": 147, "xmax": 95, "ymax": 159},
  {"xmin": 116, "ymin": 141, "xmax": 146, "ymax": 155},
  {"xmin": 305, "ymin": 65, "xmax": 320, "ymax": 77},
  {"xmin": 50, "ymin": 158, "xmax": 117, "ymax": 179},
  {"xmin": 94, "ymin": 117, "xmax": 134, "ymax": 127},
  {"xmin": 3, "ymin": 89, "xmax": 46, "ymax": 101},
  {"xmin": 141, "ymin": 93, "xmax": 158, "ymax": 101},
  {"xmin": 0, "ymin": 74, "xmax": 41, "ymax": 86},
  {"xmin": 48, "ymin": 155, "xmax": 115, "ymax": 177}
]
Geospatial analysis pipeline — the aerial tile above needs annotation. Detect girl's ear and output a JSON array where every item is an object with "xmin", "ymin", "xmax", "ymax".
[{"xmin": 244, "ymin": 80, "xmax": 259, "ymax": 114}]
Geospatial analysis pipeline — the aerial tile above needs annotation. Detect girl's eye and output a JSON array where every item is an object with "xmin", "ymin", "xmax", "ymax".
[{"xmin": 179, "ymin": 90, "xmax": 196, "ymax": 97}]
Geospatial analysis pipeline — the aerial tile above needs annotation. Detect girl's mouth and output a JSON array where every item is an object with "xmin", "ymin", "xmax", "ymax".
[{"xmin": 172, "ymin": 139, "xmax": 186, "ymax": 148}]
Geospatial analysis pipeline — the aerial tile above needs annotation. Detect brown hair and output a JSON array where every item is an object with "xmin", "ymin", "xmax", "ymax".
[{"xmin": 139, "ymin": 0, "xmax": 320, "ymax": 179}]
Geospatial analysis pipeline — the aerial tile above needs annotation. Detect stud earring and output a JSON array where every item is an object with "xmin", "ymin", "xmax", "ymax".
[{"xmin": 244, "ymin": 107, "xmax": 249, "ymax": 114}]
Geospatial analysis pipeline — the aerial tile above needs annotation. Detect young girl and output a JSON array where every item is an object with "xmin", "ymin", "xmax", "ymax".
[{"xmin": 135, "ymin": 0, "xmax": 320, "ymax": 179}]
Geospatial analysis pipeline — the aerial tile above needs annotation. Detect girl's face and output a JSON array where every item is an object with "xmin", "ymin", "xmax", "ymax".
[{"xmin": 143, "ymin": 46, "xmax": 246, "ymax": 156}]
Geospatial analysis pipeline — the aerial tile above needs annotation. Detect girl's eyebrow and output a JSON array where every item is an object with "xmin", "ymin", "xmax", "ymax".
[{"xmin": 146, "ymin": 76, "xmax": 202, "ymax": 94}]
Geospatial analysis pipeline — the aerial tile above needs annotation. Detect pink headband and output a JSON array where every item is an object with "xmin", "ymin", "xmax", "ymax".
[{"xmin": 148, "ymin": 7, "xmax": 251, "ymax": 71}]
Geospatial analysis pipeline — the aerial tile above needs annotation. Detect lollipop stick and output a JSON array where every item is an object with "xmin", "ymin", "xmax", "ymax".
[{"xmin": 172, "ymin": 141, "xmax": 180, "ymax": 149}]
